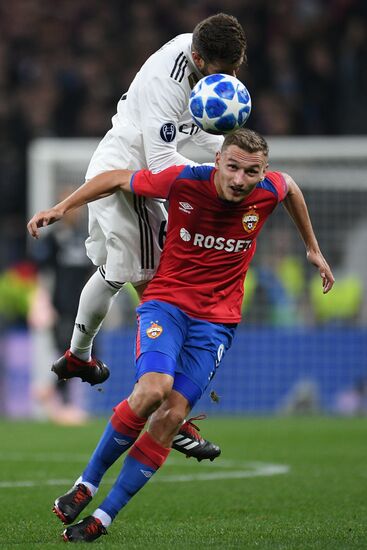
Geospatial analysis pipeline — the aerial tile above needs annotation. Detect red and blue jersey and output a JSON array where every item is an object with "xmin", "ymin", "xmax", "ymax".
[{"xmin": 130, "ymin": 164, "xmax": 288, "ymax": 323}]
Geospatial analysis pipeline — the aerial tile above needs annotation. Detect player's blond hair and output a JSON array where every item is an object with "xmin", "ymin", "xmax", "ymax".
[{"xmin": 222, "ymin": 128, "xmax": 269, "ymax": 157}]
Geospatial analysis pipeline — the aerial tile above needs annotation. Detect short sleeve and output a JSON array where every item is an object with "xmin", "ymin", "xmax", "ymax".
[
  {"xmin": 130, "ymin": 165, "xmax": 186, "ymax": 199},
  {"xmin": 265, "ymin": 171, "xmax": 288, "ymax": 202}
]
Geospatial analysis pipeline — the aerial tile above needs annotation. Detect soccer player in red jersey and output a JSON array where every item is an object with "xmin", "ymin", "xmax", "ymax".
[{"xmin": 28, "ymin": 129, "xmax": 334, "ymax": 542}]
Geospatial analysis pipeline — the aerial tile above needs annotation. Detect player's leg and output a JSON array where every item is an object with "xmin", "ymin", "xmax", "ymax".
[
  {"xmin": 61, "ymin": 312, "xmax": 234, "ymax": 541},
  {"xmin": 62, "ymin": 343, "xmax": 221, "ymax": 541},
  {"xmin": 61, "ymin": 369, "xmax": 176, "ymax": 542},
  {"xmin": 55, "ymin": 302, "xmax": 182, "ymax": 527},
  {"xmin": 54, "ymin": 366, "xmax": 175, "ymax": 527},
  {"xmin": 159, "ymin": 316, "xmax": 237, "ymax": 461},
  {"xmin": 63, "ymin": 376, "xmax": 190, "ymax": 542},
  {"xmin": 151, "ymin": 376, "xmax": 221, "ymax": 461},
  {"xmin": 51, "ymin": 266, "xmax": 122, "ymax": 385},
  {"xmin": 51, "ymin": 193, "xmax": 166, "ymax": 386}
]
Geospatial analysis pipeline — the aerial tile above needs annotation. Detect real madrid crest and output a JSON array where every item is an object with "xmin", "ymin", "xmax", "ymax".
[
  {"xmin": 146, "ymin": 321, "xmax": 163, "ymax": 339},
  {"xmin": 242, "ymin": 207, "xmax": 259, "ymax": 233}
]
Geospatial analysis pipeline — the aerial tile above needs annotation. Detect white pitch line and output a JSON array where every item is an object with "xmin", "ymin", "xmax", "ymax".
[{"xmin": 0, "ymin": 462, "xmax": 289, "ymax": 489}]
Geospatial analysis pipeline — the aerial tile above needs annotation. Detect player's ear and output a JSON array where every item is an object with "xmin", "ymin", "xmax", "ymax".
[
  {"xmin": 215, "ymin": 151, "xmax": 221, "ymax": 168},
  {"xmin": 192, "ymin": 51, "xmax": 204, "ymax": 71}
]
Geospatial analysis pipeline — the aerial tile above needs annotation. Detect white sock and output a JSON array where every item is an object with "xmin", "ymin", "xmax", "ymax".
[
  {"xmin": 70, "ymin": 269, "xmax": 122, "ymax": 361},
  {"xmin": 93, "ymin": 508, "xmax": 112, "ymax": 527},
  {"xmin": 74, "ymin": 475, "xmax": 98, "ymax": 497}
]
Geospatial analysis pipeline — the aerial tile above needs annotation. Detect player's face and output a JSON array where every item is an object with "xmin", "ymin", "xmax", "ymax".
[
  {"xmin": 203, "ymin": 57, "xmax": 244, "ymax": 77},
  {"xmin": 192, "ymin": 52, "xmax": 244, "ymax": 77},
  {"xmin": 214, "ymin": 145, "xmax": 268, "ymax": 203}
]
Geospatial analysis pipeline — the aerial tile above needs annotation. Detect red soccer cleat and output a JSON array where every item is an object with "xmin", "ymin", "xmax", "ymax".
[{"xmin": 51, "ymin": 350, "xmax": 110, "ymax": 386}]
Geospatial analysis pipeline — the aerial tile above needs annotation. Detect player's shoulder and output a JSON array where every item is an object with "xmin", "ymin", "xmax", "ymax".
[
  {"xmin": 176, "ymin": 164, "xmax": 214, "ymax": 182},
  {"xmin": 257, "ymin": 171, "xmax": 288, "ymax": 201},
  {"xmin": 144, "ymin": 34, "xmax": 195, "ymax": 84}
]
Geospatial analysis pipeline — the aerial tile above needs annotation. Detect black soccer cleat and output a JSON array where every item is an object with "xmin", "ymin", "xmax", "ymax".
[
  {"xmin": 51, "ymin": 349, "xmax": 110, "ymax": 386},
  {"xmin": 63, "ymin": 516, "xmax": 107, "ymax": 543},
  {"xmin": 53, "ymin": 483, "xmax": 93, "ymax": 525},
  {"xmin": 172, "ymin": 414, "xmax": 221, "ymax": 462}
]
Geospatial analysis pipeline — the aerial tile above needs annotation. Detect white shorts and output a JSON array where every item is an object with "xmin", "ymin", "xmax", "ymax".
[{"xmin": 84, "ymin": 125, "xmax": 167, "ymax": 284}]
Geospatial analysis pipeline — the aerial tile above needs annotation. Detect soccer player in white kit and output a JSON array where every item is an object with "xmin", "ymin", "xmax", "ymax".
[{"xmin": 49, "ymin": 13, "xmax": 247, "ymax": 460}]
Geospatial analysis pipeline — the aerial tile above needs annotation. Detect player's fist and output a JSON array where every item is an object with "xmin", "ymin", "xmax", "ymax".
[{"xmin": 27, "ymin": 208, "xmax": 64, "ymax": 239}]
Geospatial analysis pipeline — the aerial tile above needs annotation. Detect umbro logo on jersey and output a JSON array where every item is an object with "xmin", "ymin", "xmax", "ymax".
[
  {"xmin": 179, "ymin": 202, "xmax": 193, "ymax": 214},
  {"xmin": 140, "ymin": 470, "xmax": 153, "ymax": 478}
]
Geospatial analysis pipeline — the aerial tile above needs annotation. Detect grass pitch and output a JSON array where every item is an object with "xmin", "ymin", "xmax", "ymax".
[{"xmin": 0, "ymin": 416, "xmax": 365, "ymax": 549}]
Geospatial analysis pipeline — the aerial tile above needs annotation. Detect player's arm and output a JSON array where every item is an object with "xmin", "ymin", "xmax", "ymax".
[
  {"xmin": 139, "ymin": 76, "xmax": 203, "ymax": 172},
  {"xmin": 27, "ymin": 169, "xmax": 134, "ymax": 238},
  {"xmin": 282, "ymin": 173, "xmax": 335, "ymax": 294}
]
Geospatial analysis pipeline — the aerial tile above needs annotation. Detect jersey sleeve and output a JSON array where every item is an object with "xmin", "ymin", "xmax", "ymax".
[
  {"xmin": 138, "ymin": 75, "xmax": 202, "ymax": 173},
  {"xmin": 130, "ymin": 165, "xmax": 185, "ymax": 198},
  {"xmin": 266, "ymin": 171, "xmax": 288, "ymax": 202}
]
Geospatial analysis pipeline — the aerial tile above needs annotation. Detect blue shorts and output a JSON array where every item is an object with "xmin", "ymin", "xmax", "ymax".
[{"xmin": 135, "ymin": 300, "xmax": 236, "ymax": 407}]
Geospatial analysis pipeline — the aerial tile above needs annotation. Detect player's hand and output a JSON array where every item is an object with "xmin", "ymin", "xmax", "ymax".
[
  {"xmin": 307, "ymin": 249, "xmax": 335, "ymax": 294},
  {"xmin": 27, "ymin": 208, "xmax": 64, "ymax": 239}
]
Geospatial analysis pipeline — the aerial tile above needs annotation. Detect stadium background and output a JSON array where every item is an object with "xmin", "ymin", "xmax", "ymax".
[{"xmin": 0, "ymin": 0, "xmax": 366, "ymax": 420}]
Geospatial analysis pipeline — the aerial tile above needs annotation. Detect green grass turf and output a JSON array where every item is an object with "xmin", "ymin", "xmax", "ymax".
[{"xmin": 0, "ymin": 416, "xmax": 366, "ymax": 549}]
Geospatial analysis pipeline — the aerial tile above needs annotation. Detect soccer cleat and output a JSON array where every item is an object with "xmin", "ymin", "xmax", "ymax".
[
  {"xmin": 53, "ymin": 483, "xmax": 92, "ymax": 525},
  {"xmin": 51, "ymin": 349, "xmax": 110, "ymax": 386},
  {"xmin": 172, "ymin": 414, "xmax": 221, "ymax": 462},
  {"xmin": 63, "ymin": 516, "xmax": 107, "ymax": 543}
]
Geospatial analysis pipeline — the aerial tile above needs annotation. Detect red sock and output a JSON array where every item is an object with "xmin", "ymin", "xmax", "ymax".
[
  {"xmin": 111, "ymin": 399, "xmax": 147, "ymax": 438},
  {"xmin": 129, "ymin": 431, "xmax": 171, "ymax": 470}
]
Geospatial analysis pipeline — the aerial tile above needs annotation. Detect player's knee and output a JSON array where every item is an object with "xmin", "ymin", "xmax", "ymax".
[
  {"xmin": 162, "ymin": 407, "xmax": 186, "ymax": 432},
  {"xmin": 148, "ymin": 385, "xmax": 171, "ymax": 408},
  {"xmin": 149, "ymin": 405, "xmax": 185, "ymax": 443},
  {"xmin": 133, "ymin": 381, "xmax": 171, "ymax": 412}
]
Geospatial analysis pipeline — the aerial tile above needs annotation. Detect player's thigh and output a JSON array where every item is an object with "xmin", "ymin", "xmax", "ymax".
[
  {"xmin": 135, "ymin": 300, "xmax": 188, "ymax": 369},
  {"xmin": 87, "ymin": 194, "xmax": 166, "ymax": 282},
  {"xmin": 174, "ymin": 319, "xmax": 236, "ymax": 406}
]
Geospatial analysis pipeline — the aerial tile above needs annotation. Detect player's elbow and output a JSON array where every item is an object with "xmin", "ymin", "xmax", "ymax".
[{"xmin": 147, "ymin": 151, "xmax": 181, "ymax": 174}]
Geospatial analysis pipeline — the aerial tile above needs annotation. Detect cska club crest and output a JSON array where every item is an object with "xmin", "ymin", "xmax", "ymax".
[
  {"xmin": 242, "ymin": 207, "xmax": 259, "ymax": 233},
  {"xmin": 146, "ymin": 321, "xmax": 163, "ymax": 339}
]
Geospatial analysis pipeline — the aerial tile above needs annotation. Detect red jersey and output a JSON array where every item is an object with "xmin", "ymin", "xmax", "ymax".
[{"xmin": 130, "ymin": 165, "xmax": 287, "ymax": 323}]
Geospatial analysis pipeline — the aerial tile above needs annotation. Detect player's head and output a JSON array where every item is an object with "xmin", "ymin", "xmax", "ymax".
[
  {"xmin": 214, "ymin": 129, "xmax": 269, "ymax": 203},
  {"xmin": 192, "ymin": 13, "xmax": 247, "ymax": 77}
]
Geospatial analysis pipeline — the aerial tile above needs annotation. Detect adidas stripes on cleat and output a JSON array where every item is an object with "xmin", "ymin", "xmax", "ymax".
[
  {"xmin": 53, "ymin": 483, "xmax": 92, "ymax": 525},
  {"xmin": 172, "ymin": 414, "xmax": 221, "ymax": 462},
  {"xmin": 63, "ymin": 516, "xmax": 107, "ymax": 543},
  {"xmin": 51, "ymin": 349, "xmax": 110, "ymax": 386}
]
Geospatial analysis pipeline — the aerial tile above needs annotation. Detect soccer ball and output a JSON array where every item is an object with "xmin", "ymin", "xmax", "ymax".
[{"xmin": 189, "ymin": 74, "xmax": 251, "ymax": 135}]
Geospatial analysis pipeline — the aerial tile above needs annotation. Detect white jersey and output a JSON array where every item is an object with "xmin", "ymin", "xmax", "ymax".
[{"xmin": 85, "ymin": 34, "xmax": 223, "ymax": 283}]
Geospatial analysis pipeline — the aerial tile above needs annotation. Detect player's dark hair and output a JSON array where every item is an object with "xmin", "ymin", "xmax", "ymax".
[
  {"xmin": 222, "ymin": 129, "xmax": 269, "ymax": 157},
  {"xmin": 192, "ymin": 13, "xmax": 247, "ymax": 65}
]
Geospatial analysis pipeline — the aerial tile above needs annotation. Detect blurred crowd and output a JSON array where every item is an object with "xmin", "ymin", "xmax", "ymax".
[{"xmin": 0, "ymin": 0, "xmax": 366, "ymax": 298}]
